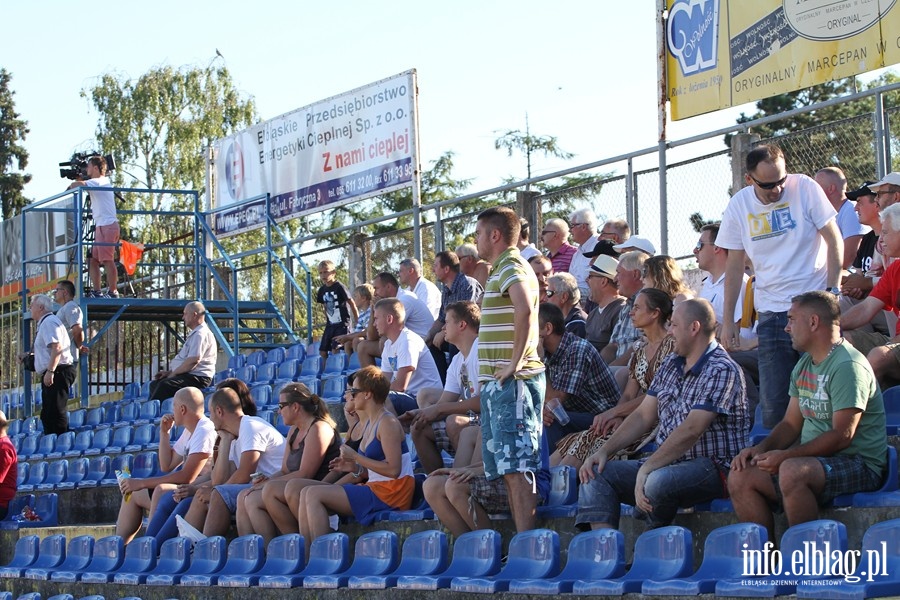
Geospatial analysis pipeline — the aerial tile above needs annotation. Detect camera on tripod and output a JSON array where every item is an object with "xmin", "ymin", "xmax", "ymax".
[{"xmin": 59, "ymin": 151, "xmax": 116, "ymax": 180}]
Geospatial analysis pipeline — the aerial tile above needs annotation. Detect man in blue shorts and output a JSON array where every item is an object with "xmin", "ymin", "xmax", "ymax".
[{"xmin": 474, "ymin": 206, "xmax": 546, "ymax": 533}]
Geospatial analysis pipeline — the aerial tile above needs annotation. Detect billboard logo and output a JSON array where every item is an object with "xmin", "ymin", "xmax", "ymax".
[
  {"xmin": 224, "ymin": 141, "xmax": 245, "ymax": 200},
  {"xmin": 667, "ymin": 0, "xmax": 720, "ymax": 75}
]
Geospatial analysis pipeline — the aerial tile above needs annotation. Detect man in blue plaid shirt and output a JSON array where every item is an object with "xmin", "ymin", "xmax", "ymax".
[{"xmin": 577, "ymin": 298, "xmax": 750, "ymax": 530}]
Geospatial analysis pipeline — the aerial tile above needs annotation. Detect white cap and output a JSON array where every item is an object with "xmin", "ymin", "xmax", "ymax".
[
  {"xmin": 612, "ymin": 236, "xmax": 656, "ymax": 256},
  {"xmin": 869, "ymin": 172, "xmax": 900, "ymax": 191}
]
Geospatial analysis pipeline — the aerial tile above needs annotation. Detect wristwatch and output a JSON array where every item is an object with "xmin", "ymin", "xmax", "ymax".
[{"xmin": 826, "ymin": 287, "xmax": 840, "ymax": 295}]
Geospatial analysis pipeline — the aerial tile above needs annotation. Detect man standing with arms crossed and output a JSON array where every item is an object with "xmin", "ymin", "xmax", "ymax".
[
  {"xmin": 474, "ymin": 206, "xmax": 545, "ymax": 533},
  {"xmin": 718, "ymin": 144, "xmax": 842, "ymax": 428}
]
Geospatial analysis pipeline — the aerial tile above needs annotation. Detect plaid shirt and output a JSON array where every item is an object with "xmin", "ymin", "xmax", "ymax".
[
  {"xmin": 439, "ymin": 272, "xmax": 484, "ymax": 323},
  {"xmin": 647, "ymin": 342, "xmax": 750, "ymax": 469},
  {"xmin": 610, "ymin": 296, "xmax": 641, "ymax": 359},
  {"xmin": 545, "ymin": 332, "xmax": 620, "ymax": 414}
]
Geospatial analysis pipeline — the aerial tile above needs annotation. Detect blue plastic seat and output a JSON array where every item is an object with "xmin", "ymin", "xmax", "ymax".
[
  {"xmin": 259, "ymin": 532, "xmax": 350, "ymax": 588},
  {"xmin": 397, "ymin": 529, "xmax": 502, "ymax": 590},
  {"xmin": 285, "ymin": 343, "xmax": 306, "ymax": 361},
  {"xmin": 298, "ymin": 356, "xmax": 322, "ymax": 379},
  {"xmin": 213, "ymin": 368, "xmax": 234, "ymax": 386},
  {"xmin": 267, "ymin": 347, "xmax": 286, "ymax": 364},
  {"xmin": 349, "ymin": 530, "xmax": 448, "ymax": 589},
  {"xmin": 26, "ymin": 535, "xmax": 93, "ymax": 580},
  {"xmin": 139, "ymin": 380, "xmax": 151, "ymax": 398},
  {"xmin": 234, "ymin": 364, "xmax": 257, "ymax": 383},
  {"xmin": 574, "ymin": 526, "xmax": 693, "ymax": 595},
  {"xmin": 36, "ymin": 460, "xmax": 67, "ymax": 491},
  {"xmin": 137, "ymin": 399, "xmax": 160, "ymax": 423},
  {"xmin": 52, "ymin": 534, "xmax": 124, "ymax": 582},
  {"xmin": 321, "ymin": 376, "xmax": 347, "ymax": 402},
  {"xmin": 255, "ymin": 362, "xmax": 278, "ymax": 385},
  {"xmin": 82, "ymin": 406, "xmax": 103, "ymax": 430},
  {"xmin": 56, "ymin": 457, "xmax": 89, "ymax": 490},
  {"xmin": 30, "ymin": 433, "xmax": 57, "ymax": 460},
  {"xmin": 246, "ymin": 350, "xmax": 267, "ymax": 366},
  {"xmin": 181, "ymin": 534, "xmax": 264, "ymax": 586},
  {"xmin": 100, "ymin": 403, "xmax": 121, "ymax": 427},
  {"xmin": 19, "ymin": 460, "xmax": 48, "ymax": 492},
  {"xmin": 0, "ymin": 534, "xmax": 39, "ymax": 577},
  {"xmin": 306, "ymin": 340, "xmax": 321, "ymax": 356},
  {"xmin": 643, "ymin": 522, "xmax": 767, "ymax": 594},
  {"xmin": 797, "ymin": 517, "xmax": 900, "ymax": 599},
  {"xmin": 841, "ymin": 446, "xmax": 900, "ymax": 507},
  {"xmin": 218, "ymin": 533, "xmax": 304, "ymax": 588},
  {"xmin": 159, "ymin": 396, "xmax": 175, "ymax": 418},
  {"xmin": 228, "ymin": 354, "xmax": 246, "ymax": 369},
  {"xmin": 123, "ymin": 381, "xmax": 141, "ymax": 399},
  {"xmin": 347, "ymin": 351, "xmax": 362, "ymax": 372},
  {"xmin": 67, "ymin": 409, "xmax": 85, "ymax": 431},
  {"xmin": 451, "ymin": 528, "xmax": 559, "ymax": 593},
  {"xmin": 883, "ymin": 385, "xmax": 900, "ymax": 434},
  {"xmin": 0, "ymin": 495, "xmax": 34, "ymax": 527},
  {"xmin": 15, "ymin": 462, "xmax": 28, "ymax": 487},
  {"xmin": 46, "ymin": 595, "xmax": 74, "ymax": 600},
  {"xmin": 537, "ymin": 465, "xmax": 578, "ymax": 518},
  {"xmin": 106, "ymin": 425, "xmax": 134, "ymax": 454},
  {"xmin": 125, "ymin": 423, "xmax": 155, "ymax": 453},
  {"xmin": 250, "ymin": 385, "xmax": 273, "ymax": 408},
  {"xmin": 84, "ymin": 536, "xmax": 155, "ymax": 584},
  {"xmin": 65, "ymin": 430, "xmax": 93, "ymax": 458},
  {"xmin": 117, "ymin": 401, "xmax": 139, "ymax": 424},
  {"xmin": 13, "ymin": 592, "xmax": 40, "ymax": 600},
  {"xmin": 18, "ymin": 433, "xmax": 41, "ymax": 458},
  {"xmin": 511, "ymin": 529, "xmax": 625, "ymax": 594},
  {"xmin": 305, "ymin": 531, "xmax": 399, "ymax": 589},
  {"xmin": 8, "ymin": 534, "xmax": 65, "ymax": 580},
  {"xmin": 21, "ymin": 416, "xmax": 42, "ymax": 435},
  {"xmin": 749, "ymin": 404, "xmax": 770, "ymax": 444},
  {"xmin": 19, "ymin": 493, "xmax": 59, "ymax": 528},
  {"xmin": 321, "ymin": 352, "xmax": 348, "ymax": 378},
  {"xmin": 82, "ymin": 427, "xmax": 112, "ymax": 456},
  {"xmin": 46, "ymin": 431, "xmax": 74, "ymax": 459},
  {"xmin": 78, "ymin": 455, "xmax": 110, "ymax": 488},
  {"xmin": 274, "ymin": 413, "xmax": 290, "ymax": 436},
  {"xmin": 147, "ymin": 536, "xmax": 227, "ymax": 585},
  {"xmin": 276, "ymin": 358, "xmax": 300, "ymax": 381},
  {"xmin": 716, "ymin": 519, "xmax": 847, "ymax": 597},
  {"xmin": 101, "ymin": 454, "xmax": 133, "ymax": 487},
  {"xmin": 115, "ymin": 536, "xmax": 191, "ymax": 585},
  {"xmin": 132, "ymin": 451, "xmax": 160, "ymax": 479}
]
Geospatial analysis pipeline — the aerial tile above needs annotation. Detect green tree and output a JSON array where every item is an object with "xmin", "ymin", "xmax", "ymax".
[
  {"xmin": 726, "ymin": 74, "xmax": 900, "ymax": 182},
  {"xmin": 0, "ymin": 68, "xmax": 31, "ymax": 219},
  {"xmin": 495, "ymin": 115, "xmax": 574, "ymax": 186}
]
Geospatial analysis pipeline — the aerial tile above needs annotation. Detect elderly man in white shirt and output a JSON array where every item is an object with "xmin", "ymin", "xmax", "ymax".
[{"xmin": 149, "ymin": 301, "xmax": 217, "ymax": 400}]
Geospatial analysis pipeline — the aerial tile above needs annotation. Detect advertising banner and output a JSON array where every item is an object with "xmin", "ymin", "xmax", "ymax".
[
  {"xmin": 213, "ymin": 70, "xmax": 418, "ymax": 236},
  {"xmin": 667, "ymin": 0, "xmax": 900, "ymax": 120}
]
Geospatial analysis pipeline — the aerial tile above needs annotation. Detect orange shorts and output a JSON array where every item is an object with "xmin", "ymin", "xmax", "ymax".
[{"xmin": 92, "ymin": 223, "xmax": 120, "ymax": 262}]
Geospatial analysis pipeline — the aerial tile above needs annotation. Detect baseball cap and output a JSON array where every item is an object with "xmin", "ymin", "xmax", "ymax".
[
  {"xmin": 612, "ymin": 236, "xmax": 656, "ymax": 256},
  {"xmin": 869, "ymin": 172, "xmax": 900, "ymax": 191},
  {"xmin": 583, "ymin": 239, "xmax": 619, "ymax": 259},
  {"xmin": 589, "ymin": 254, "xmax": 618, "ymax": 278},
  {"xmin": 846, "ymin": 181, "xmax": 877, "ymax": 200}
]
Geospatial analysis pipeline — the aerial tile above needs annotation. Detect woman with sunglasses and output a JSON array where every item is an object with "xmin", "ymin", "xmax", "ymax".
[
  {"xmin": 553, "ymin": 288, "xmax": 675, "ymax": 467},
  {"xmin": 298, "ymin": 365, "xmax": 415, "ymax": 553},
  {"xmin": 269, "ymin": 377, "xmax": 370, "ymax": 536},
  {"xmin": 235, "ymin": 382, "xmax": 340, "ymax": 543}
]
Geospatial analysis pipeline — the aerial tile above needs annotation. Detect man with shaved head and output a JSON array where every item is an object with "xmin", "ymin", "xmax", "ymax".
[
  {"xmin": 150, "ymin": 301, "xmax": 218, "ymax": 400},
  {"xmin": 815, "ymin": 166, "xmax": 868, "ymax": 268},
  {"xmin": 577, "ymin": 298, "xmax": 750, "ymax": 530}
]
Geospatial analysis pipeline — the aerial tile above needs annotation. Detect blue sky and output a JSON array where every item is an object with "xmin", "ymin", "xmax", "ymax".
[{"xmin": 3, "ymin": 0, "xmax": 763, "ymax": 205}]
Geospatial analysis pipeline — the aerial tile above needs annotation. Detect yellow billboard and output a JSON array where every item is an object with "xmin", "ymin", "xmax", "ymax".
[{"xmin": 667, "ymin": 0, "xmax": 900, "ymax": 120}]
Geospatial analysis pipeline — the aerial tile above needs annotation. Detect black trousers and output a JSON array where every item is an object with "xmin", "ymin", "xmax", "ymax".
[
  {"xmin": 40, "ymin": 363, "xmax": 76, "ymax": 434},
  {"xmin": 149, "ymin": 373, "xmax": 212, "ymax": 401}
]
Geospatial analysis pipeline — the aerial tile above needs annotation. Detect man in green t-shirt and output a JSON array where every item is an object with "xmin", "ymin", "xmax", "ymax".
[{"xmin": 729, "ymin": 291, "xmax": 887, "ymax": 541}]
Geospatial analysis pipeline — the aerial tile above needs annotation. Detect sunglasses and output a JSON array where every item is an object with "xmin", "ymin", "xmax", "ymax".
[
  {"xmin": 545, "ymin": 289, "xmax": 556, "ymax": 298},
  {"xmin": 694, "ymin": 241, "xmax": 714, "ymax": 252},
  {"xmin": 344, "ymin": 387, "xmax": 363, "ymax": 397},
  {"xmin": 749, "ymin": 174, "xmax": 788, "ymax": 190},
  {"xmin": 277, "ymin": 402, "xmax": 294, "ymax": 410}
]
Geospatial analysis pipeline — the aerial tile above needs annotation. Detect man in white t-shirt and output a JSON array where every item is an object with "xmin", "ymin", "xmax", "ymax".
[
  {"xmin": 717, "ymin": 144, "xmax": 842, "ymax": 428},
  {"xmin": 815, "ymin": 166, "xmax": 870, "ymax": 269},
  {"xmin": 149, "ymin": 301, "xmax": 218, "ymax": 400},
  {"xmin": 68, "ymin": 155, "xmax": 120, "ymax": 297},
  {"xmin": 193, "ymin": 387, "xmax": 286, "ymax": 537},
  {"xmin": 53, "ymin": 280, "xmax": 88, "ymax": 361},
  {"xmin": 399, "ymin": 258, "xmax": 441, "ymax": 319},
  {"xmin": 374, "ymin": 297, "xmax": 441, "ymax": 418},
  {"xmin": 407, "ymin": 301, "xmax": 482, "ymax": 472},
  {"xmin": 115, "ymin": 387, "xmax": 216, "ymax": 543}
]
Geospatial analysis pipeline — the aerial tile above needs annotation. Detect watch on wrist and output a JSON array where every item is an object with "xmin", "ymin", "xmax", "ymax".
[{"xmin": 826, "ymin": 286, "xmax": 840, "ymax": 296}]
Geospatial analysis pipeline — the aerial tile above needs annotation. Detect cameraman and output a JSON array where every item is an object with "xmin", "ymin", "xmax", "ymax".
[
  {"xmin": 67, "ymin": 156, "xmax": 119, "ymax": 298},
  {"xmin": 18, "ymin": 294, "xmax": 76, "ymax": 434}
]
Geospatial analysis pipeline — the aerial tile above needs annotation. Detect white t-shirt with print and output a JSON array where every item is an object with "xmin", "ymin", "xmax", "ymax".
[
  {"xmin": 227, "ymin": 415, "xmax": 286, "ymax": 476},
  {"xmin": 444, "ymin": 338, "xmax": 480, "ymax": 400},
  {"xmin": 381, "ymin": 327, "xmax": 441, "ymax": 396}
]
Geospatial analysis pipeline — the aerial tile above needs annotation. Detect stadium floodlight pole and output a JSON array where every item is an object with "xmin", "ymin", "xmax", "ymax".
[{"xmin": 656, "ymin": 0, "xmax": 669, "ymax": 255}]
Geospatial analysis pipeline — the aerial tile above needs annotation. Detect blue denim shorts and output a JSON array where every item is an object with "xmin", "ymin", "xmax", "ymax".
[{"xmin": 213, "ymin": 483, "xmax": 252, "ymax": 513}]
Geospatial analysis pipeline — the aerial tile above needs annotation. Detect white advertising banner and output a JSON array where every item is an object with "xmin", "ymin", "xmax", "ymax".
[{"xmin": 213, "ymin": 70, "xmax": 418, "ymax": 236}]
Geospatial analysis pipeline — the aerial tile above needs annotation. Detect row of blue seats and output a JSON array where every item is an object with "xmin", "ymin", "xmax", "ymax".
[
  {"xmin": 2, "ymin": 519, "xmax": 897, "ymax": 596},
  {"xmin": 16, "ymin": 452, "xmax": 161, "ymax": 492},
  {"xmin": 14, "ymin": 422, "xmax": 180, "ymax": 461}
]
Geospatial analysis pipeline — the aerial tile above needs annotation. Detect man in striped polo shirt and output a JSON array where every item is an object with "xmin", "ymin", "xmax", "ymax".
[{"xmin": 474, "ymin": 206, "xmax": 546, "ymax": 534}]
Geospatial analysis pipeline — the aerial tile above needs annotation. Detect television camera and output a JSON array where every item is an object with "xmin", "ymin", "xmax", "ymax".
[{"xmin": 59, "ymin": 151, "xmax": 117, "ymax": 181}]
